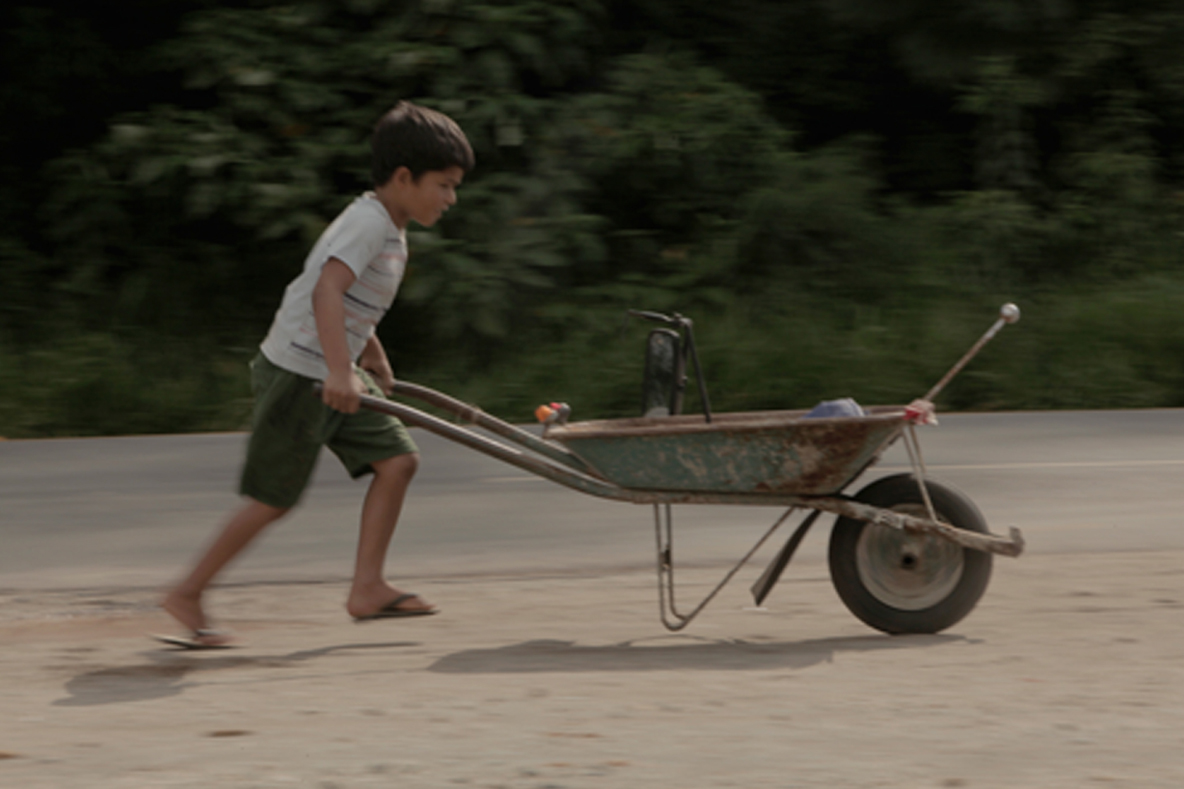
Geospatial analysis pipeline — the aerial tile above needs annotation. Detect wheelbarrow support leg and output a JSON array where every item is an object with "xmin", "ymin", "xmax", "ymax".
[
  {"xmin": 655, "ymin": 504, "xmax": 685, "ymax": 629},
  {"xmin": 749, "ymin": 509, "xmax": 823, "ymax": 606},
  {"xmin": 654, "ymin": 505, "xmax": 796, "ymax": 632}
]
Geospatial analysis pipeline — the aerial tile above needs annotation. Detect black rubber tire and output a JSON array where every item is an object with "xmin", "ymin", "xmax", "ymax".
[{"xmin": 828, "ymin": 473, "xmax": 993, "ymax": 635}]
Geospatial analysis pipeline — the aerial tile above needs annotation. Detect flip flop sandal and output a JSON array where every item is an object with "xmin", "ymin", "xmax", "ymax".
[
  {"xmin": 151, "ymin": 629, "xmax": 235, "ymax": 649},
  {"xmin": 353, "ymin": 593, "xmax": 438, "ymax": 621}
]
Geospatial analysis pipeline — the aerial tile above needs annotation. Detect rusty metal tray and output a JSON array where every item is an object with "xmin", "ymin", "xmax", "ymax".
[{"xmin": 544, "ymin": 408, "xmax": 906, "ymax": 497}]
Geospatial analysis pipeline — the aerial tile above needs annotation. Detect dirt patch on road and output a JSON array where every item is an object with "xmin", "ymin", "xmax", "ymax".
[{"xmin": 1, "ymin": 553, "xmax": 1182, "ymax": 788}]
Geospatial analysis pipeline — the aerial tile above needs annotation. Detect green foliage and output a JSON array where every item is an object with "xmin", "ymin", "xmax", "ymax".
[
  {"xmin": 35, "ymin": 0, "xmax": 608, "ymax": 355},
  {"xmin": 822, "ymin": 0, "xmax": 1075, "ymax": 84},
  {"xmin": 555, "ymin": 52, "xmax": 789, "ymax": 233},
  {"xmin": 4, "ymin": 0, "xmax": 1184, "ymax": 437},
  {"xmin": 429, "ymin": 274, "xmax": 1184, "ymax": 423},
  {"xmin": 736, "ymin": 138, "xmax": 903, "ymax": 298},
  {"xmin": 0, "ymin": 334, "xmax": 252, "ymax": 438}
]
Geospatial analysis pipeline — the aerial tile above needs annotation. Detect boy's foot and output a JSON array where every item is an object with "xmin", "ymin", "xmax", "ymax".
[
  {"xmin": 161, "ymin": 590, "xmax": 233, "ymax": 647},
  {"xmin": 347, "ymin": 587, "xmax": 436, "ymax": 620}
]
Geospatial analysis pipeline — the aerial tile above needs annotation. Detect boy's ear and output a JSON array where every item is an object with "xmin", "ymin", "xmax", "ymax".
[
  {"xmin": 390, "ymin": 166, "xmax": 414, "ymax": 187},
  {"xmin": 377, "ymin": 166, "xmax": 413, "ymax": 191}
]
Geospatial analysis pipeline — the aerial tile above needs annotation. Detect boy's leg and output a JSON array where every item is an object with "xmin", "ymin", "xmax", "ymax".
[
  {"xmin": 163, "ymin": 498, "xmax": 289, "ymax": 643},
  {"xmin": 162, "ymin": 354, "xmax": 322, "ymax": 643},
  {"xmin": 344, "ymin": 452, "xmax": 433, "ymax": 618},
  {"xmin": 328, "ymin": 368, "xmax": 429, "ymax": 618}
]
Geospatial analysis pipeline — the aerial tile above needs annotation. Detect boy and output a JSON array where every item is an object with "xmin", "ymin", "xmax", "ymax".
[{"xmin": 161, "ymin": 102, "xmax": 474, "ymax": 647}]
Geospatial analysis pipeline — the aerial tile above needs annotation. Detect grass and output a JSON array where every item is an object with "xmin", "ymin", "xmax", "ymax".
[{"xmin": 4, "ymin": 274, "xmax": 1184, "ymax": 438}]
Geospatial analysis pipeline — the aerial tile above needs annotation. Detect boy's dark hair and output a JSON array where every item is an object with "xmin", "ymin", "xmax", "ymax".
[{"xmin": 370, "ymin": 101, "xmax": 475, "ymax": 186}]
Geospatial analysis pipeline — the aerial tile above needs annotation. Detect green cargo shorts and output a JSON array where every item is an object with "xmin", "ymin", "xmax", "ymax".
[{"xmin": 240, "ymin": 354, "xmax": 418, "ymax": 509}]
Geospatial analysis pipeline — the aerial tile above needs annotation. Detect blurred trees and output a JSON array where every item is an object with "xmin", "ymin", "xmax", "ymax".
[{"xmin": 2, "ymin": 0, "xmax": 1184, "ymax": 436}]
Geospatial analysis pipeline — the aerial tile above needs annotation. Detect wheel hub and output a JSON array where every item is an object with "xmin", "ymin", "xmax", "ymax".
[{"xmin": 855, "ymin": 505, "xmax": 964, "ymax": 611}]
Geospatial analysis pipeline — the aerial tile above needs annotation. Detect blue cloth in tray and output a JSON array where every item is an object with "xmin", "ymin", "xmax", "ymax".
[{"xmin": 804, "ymin": 398, "xmax": 865, "ymax": 419}]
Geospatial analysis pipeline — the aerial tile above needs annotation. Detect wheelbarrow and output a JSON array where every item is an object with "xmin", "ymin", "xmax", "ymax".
[{"xmin": 332, "ymin": 304, "xmax": 1025, "ymax": 635}]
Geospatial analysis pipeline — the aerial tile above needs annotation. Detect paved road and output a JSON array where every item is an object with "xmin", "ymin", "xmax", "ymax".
[{"xmin": 3, "ymin": 408, "xmax": 1182, "ymax": 590}]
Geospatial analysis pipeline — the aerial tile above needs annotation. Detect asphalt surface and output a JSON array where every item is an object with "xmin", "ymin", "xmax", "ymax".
[{"xmin": 3, "ymin": 408, "xmax": 1183, "ymax": 589}]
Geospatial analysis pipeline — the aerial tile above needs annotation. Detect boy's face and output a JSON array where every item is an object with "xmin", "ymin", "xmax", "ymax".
[{"xmin": 382, "ymin": 165, "xmax": 464, "ymax": 229}]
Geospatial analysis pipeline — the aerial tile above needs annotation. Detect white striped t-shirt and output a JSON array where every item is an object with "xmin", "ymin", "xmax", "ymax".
[{"xmin": 260, "ymin": 193, "xmax": 407, "ymax": 380}]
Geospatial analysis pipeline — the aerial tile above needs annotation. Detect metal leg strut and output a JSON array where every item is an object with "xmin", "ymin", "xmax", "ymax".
[{"xmin": 653, "ymin": 504, "xmax": 797, "ymax": 631}]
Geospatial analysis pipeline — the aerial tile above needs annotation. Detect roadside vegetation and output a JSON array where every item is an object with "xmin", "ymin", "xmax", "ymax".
[{"xmin": 3, "ymin": 0, "xmax": 1183, "ymax": 436}]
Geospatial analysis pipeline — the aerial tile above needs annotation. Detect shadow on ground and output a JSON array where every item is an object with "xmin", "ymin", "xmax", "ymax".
[
  {"xmin": 428, "ymin": 633, "xmax": 967, "ymax": 674},
  {"xmin": 53, "ymin": 641, "xmax": 419, "ymax": 707},
  {"xmin": 53, "ymin": 633, "xmax": 969, "ymax": 706}
]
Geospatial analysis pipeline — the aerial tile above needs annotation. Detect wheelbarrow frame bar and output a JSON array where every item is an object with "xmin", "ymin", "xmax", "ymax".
[{"xmin": 353, "ymin": 385, "xmax": 1024, "ymax": 558}]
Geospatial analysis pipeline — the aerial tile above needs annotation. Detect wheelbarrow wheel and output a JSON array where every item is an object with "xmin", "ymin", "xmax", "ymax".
[{"xmin": 828, "ymin": 473, "xmax": 992, "ymax": 635}]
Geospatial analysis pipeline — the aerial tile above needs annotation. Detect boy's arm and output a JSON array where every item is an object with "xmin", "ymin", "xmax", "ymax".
[
  {"xmin": 312, "ymin": 257, "xmax": 363, "ymax": 413},
  {"xmin": 358, "ymin": 335, "xmax": 396, "ymax": 395}
]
